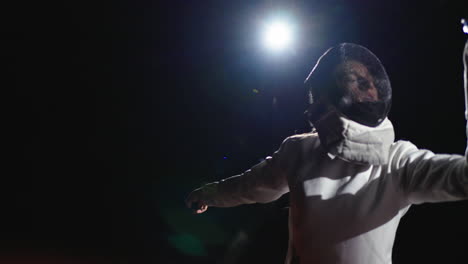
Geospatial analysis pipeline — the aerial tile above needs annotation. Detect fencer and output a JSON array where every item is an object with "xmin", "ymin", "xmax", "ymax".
[{"xmin": 186, "ymin": 42, "xmax": 468, "ymax": 264}]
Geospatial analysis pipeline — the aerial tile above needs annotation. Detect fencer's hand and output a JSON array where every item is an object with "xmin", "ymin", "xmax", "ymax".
[{"xmin": 185, "ymin": 188, "xmax": 209, "ymax": 214}]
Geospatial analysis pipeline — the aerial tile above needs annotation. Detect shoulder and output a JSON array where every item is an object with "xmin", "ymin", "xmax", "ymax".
[
  {"xmin": 283, "ymin": 132, "xmax": 319, "ymax": 145},
  {"xmin": 389, "ymin": 140, "xmax": 418, "ymax": 164},
  {"xmin": 280, "ymin": 132, "xmax": 321, "ymax": 154},
  {"xmin": 388, "ymin": 140, "xmax": 437, "ymax": 169},
  {"xmin": 390, "ymin": 140, "xmax": 417, "ymax": 154}
]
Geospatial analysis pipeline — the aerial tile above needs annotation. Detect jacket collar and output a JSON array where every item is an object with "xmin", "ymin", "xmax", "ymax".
[{"xmin": 313, "ymin": 110, "xmax": 395, "ymax": 165}]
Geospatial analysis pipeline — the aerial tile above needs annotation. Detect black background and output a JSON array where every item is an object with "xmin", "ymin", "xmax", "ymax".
[{"xmin": 5, "ymin": 0, "xmax": 468, "ymax": 263}]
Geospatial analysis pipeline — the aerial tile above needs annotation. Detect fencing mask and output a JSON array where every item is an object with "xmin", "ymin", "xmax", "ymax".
[{"xmin": 305, "ymin": 43, "xmax": 392, "ymax": 128}]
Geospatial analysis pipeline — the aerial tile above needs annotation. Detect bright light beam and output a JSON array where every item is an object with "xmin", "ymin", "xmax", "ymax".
[{"xmin": 263, "ymin": 20, "xmax": 293, "ymax": 52}]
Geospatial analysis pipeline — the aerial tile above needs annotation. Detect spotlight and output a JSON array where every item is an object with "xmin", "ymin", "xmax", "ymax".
[{"xmin": 263, "ymin": 20, "xmax": 293, "ymax": 51}]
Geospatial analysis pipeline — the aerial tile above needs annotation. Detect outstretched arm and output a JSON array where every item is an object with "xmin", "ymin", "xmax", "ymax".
[
  {"xmin": 392, "ymin": 142, "xmax": 468, "ymax": 204},
  {"xmin": 392, "ymin": 41, "xmax": 468, "ymax": 205},
  {"xmin": 185, "ymin": 137, "xmax": 292, "ymax": 213}
]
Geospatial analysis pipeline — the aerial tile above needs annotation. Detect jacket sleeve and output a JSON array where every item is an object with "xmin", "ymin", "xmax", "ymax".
[
  {"xmin": 198, "ymin": 137, "xmax": 292, "ymax": 208},
  {"xmin": 391, "ymin": 137, "xmax": 468, "ymax": 205}
]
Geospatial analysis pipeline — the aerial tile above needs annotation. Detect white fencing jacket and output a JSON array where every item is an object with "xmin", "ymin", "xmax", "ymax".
[{"xmin": 199, "ymin": 116, "xmax": 468, "ymax": 264}]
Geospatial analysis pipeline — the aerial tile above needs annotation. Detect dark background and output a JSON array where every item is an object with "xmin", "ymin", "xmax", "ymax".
[{"xmin": 4, "ymin": 0, "xmax": 468, "ymax": 263}]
